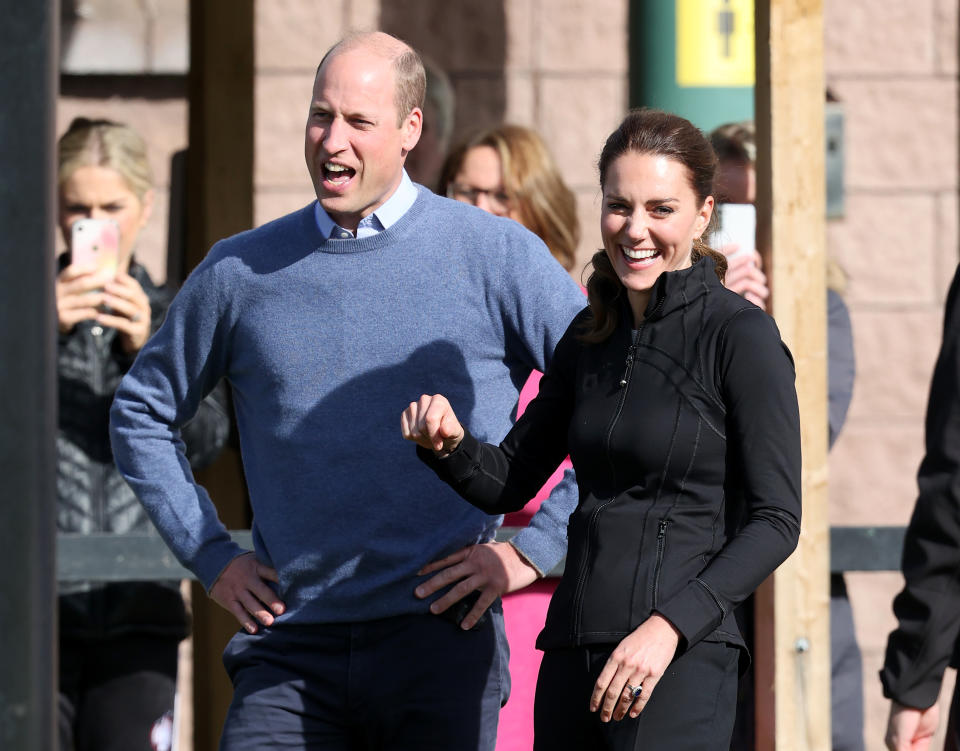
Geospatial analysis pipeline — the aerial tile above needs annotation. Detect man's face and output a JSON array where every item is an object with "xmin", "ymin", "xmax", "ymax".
[{"xmin": 305, "ymin": 47, "xmax": 422, "ymax": 232}]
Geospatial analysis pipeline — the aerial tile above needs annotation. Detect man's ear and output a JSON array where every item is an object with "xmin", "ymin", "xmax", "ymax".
[{"xmin": 400, "ymin": 107, "xmax": 423, "ymax": 155}]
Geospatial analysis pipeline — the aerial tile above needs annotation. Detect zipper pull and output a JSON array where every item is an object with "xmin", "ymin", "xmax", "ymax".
[{"xmin": 619, "ymin": 348, "xmax": 634, "ymax": 387}]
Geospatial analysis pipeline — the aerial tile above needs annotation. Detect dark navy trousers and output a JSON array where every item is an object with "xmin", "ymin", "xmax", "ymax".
[{"xmin": 218, "ymin": 607, "xmax": 509, "ymax": 751}]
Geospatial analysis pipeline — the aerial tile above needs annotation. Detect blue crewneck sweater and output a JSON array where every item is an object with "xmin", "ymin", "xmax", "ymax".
[{"xmin": 110, "ymin": 187, "xmax": 585, "ymax": 624}]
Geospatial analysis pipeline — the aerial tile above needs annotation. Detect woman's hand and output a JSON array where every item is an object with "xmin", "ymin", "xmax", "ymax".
[
  {"xmin": 97, "ymin": 269, "xmax": 152, "ymax": 353},
  {"xmin": 720, "ymin": 243, "xmax": 769, "ymax": 311},
  {"xmin": 589, "ymin": 613, "xmax": 681, "ymax": 722},
  {"xmin": 55, "ymin": 263, "xmax": 113, "ymax": 334},
  {"xmin": 885, "ymin": 701, "xmax": 939, "ymax": 750},
  {"xmin": 401, "ymin": 394, "xmax": 465, "ymax": 455}
]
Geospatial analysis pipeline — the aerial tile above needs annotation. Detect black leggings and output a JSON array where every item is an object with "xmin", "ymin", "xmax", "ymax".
[
  {"xmin": 533, "ymin": 639, "xmax": 739, "ymax": 751},
  {"xmin": 59, "ymin": 634, "xmax": 179, "ymax": 751}
]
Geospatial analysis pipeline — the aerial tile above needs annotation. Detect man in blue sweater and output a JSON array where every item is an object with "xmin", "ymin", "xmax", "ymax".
[{"xmin": 110, "ymin": 31, "xmax": 584, "ymax": 750}]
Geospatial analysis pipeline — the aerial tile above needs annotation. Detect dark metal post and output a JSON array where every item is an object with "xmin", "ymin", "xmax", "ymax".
[{"xmin": 0, "ymin": 1, "xmax": 59, "ymax": 748}]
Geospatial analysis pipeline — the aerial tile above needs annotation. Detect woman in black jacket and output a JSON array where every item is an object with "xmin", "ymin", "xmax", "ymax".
[
  {"xmin": 55, "ymin": 118, "xmax": 229, "ymax": 751},
  {"xmin": 402, "ymin": 109, "xmax": 802, "ymax": 750}
]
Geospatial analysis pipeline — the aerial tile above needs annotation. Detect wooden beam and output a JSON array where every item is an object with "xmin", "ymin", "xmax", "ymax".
[
  {"xmin": 0, "ymin": 2, "xmax": 58, "ymax": 747},
  {"xmin": 754, "ymin": 1, "xmax": 831, "ymax": 749},
  {"xmin": 186, "ymin": 1, "xmax": 255, "ymax": 749}
]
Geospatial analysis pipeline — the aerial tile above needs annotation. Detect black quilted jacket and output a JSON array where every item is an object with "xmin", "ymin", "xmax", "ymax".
[{"xmin": 57, "ymin": 256, "xmax": 230, "ymax": 639}]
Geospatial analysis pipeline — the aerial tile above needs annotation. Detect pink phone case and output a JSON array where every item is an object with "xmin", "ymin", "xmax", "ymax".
[{"xmin": 71, "ymin": 218, "xmax": 120, "ymax": 275}]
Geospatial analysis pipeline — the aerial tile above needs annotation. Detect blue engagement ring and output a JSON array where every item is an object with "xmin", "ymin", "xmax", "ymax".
[{"xmin": 625, "ymin": 683, "xmax": 642, "ymax": 700}]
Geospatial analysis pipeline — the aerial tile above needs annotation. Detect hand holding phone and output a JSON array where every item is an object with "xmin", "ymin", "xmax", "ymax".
[
  {"xmin": 708, "ymin": 203, "xmax": 769, "ymax": 309},
  {"xmin": 708, "ymin": 203, "xmax": 756, "ymax": 260},
  {"xmin": 71, "ymin": 218, "xmax": 120, "ymax": 277}
]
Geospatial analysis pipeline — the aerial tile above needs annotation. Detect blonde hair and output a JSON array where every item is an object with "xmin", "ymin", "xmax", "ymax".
[
  {"xmin": 439, "ymin": 125, "xmax": 580, "ymax": 271},
  {"xmin": 57, "ymin": 118, "xmax": 153, "ymax": 200}
]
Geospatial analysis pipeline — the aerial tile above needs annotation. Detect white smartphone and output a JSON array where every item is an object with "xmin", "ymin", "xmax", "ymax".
[
  {"xmin": 708, "ymin": 203, "xmax": 756, "ymax": 259},
  {"xmin": 71, "ymin": 218, "xmax": 120, "ymax": 276}
]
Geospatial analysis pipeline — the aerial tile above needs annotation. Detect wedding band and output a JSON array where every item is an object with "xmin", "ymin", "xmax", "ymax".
[
  {"xmin": 131, "ymin": 313, "xmax": 142, "ymax": 322},
  {"xmin": 625, "ymin": 683, "xmax": 642, "ymax": 700}
]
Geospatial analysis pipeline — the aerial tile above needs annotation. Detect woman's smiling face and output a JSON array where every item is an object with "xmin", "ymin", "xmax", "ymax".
[{"xmin": 600, "ymin": 150, "xmax": 713, "ymax": 322}]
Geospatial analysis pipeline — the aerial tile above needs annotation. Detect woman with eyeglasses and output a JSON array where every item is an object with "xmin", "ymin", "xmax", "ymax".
[
  {"xmin": 437, "ymin": 124, "xmax": 581, "ymax": 750},
  {"xmin": 439, "ymin": 124, "xmax": 579, "ymax": 272}
]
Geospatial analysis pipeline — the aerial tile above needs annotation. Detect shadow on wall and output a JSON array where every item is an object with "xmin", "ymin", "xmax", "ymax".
[{"xmin": 379, "ymin": 0, "xmax": 507, "ymax": 144}]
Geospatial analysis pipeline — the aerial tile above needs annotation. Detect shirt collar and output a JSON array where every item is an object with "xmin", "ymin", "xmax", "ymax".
[{"xmin": 314, "ymin": 170, "xmax": 418, "ymax": 239}]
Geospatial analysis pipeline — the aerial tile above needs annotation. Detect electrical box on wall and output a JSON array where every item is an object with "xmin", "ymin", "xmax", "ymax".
[{"xmin": 825, "ymin": 102, "xmax": 845, "ymax": 219}]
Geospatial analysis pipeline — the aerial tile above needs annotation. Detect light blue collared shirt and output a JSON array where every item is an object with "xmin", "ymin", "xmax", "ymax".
[{"xmin": 314, "ymin": 170, "xmax": 418, "ymax": 239}]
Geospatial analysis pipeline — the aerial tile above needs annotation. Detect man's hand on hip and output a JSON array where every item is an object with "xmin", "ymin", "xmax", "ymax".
[
  {"xmin": 210, "ymin": 551, "xmax": 285, "ymax": 634},
  {"xmin": 414, "ymin": 541, "xmax": 540, "ymax": 630}
]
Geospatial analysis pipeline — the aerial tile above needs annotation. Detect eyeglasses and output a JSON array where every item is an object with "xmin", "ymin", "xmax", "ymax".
[{"xmin": 447, "ymin": 183, "xmax": 513, "ymax": 215}]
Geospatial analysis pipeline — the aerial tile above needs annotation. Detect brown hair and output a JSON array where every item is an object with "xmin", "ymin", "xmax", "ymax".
[
  {"xmin": 317, "ymin": 32, "xmax": 426, "ymax": 126},
  {"xmin": 57, "ymin": 117, "xmax": 153, "ymax": 200},
  {"xmin": 709, "ymin": 120, "xmax": 756, "ymax": 169},
  {"xmin": 582, "ymin": 108, "xmax": 726, "ymax": 342},
  {"xmin": 438, "ymin": 125, "xmax": 580, "ymax": 271}
]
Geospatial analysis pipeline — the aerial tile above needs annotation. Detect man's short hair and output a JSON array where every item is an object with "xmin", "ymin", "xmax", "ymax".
[{"xmin": 317, "ymin": 32, "xmax": 426, "ymax": 127}]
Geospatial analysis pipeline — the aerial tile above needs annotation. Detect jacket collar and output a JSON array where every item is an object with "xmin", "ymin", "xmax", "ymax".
[{"xmin": 639, "ymin": 254, "xmax": 722, "ymax": 323}]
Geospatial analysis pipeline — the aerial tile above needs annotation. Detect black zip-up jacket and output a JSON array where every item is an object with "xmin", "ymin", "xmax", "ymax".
[
  {"xmin": 881, "ymin": 263, "xmax": 960, "ymax": 709},
  {"xmin": 420, "ymin": 257, "xmax": 802, "ymax": 652},
  {"xmin": 57, "ymin": 257, "xmax": 230, "ymax": 639}
]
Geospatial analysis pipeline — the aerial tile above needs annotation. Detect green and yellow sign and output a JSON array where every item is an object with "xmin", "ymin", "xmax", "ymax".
[{"xmin": 676, "ymin": 0, "xmax": 755, "ymax": 87}]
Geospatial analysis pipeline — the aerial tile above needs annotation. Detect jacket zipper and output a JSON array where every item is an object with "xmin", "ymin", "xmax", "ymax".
[
  {"xmin": 571, "ymin": 324, "xmax": 644, "ymax": 640},
  {"xmin": 570, "ymin": 298, "xmax": 670, "ymax": 641},
  {"xmin": 90, "ymin": 329, "xmax": 110, "ymax": 630},
  {"xmin": 652, "ymin": 519, "xmax": 669, "ymax": 608},
  {"xmin": 91, "ymin": 330, "xmax": 108, "ymax": 533}
]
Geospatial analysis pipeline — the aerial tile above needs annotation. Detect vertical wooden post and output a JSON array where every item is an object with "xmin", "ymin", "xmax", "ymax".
[
  {"xmin": 753, "ymin": 1, "xmax": 831, "ymax": 749},
  {"xmin": 186, "ymin": 1, "xmax": 254, "ymax": 749},
  {"xmin": 0, "ymin": 2, "xmax": 58, "ymax": 748}
]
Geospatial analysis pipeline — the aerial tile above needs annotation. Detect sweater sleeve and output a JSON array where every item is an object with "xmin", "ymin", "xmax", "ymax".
[
  {"xmin": 109, "ymin": 249, "xmax": 246, "ymax": 591},
  {"xmin": 488, "ymin": 229, "xmax": 586, "ymax": 574},
  {"xmin": 880, "ymin": 264, "xmax": 960, "ymax": 709},
  {"xmin": 655, "ymin": 307, "xmax": 803, "ymax": 648},
  {"xmin": 418, "ymin": 320, "xmax": 581, "ymax": 537}
]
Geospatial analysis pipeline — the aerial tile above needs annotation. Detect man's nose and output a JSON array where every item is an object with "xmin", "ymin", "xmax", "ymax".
[{"xmin": 323, "ymin": 117, "xmax": 347, "ymax": 152}]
